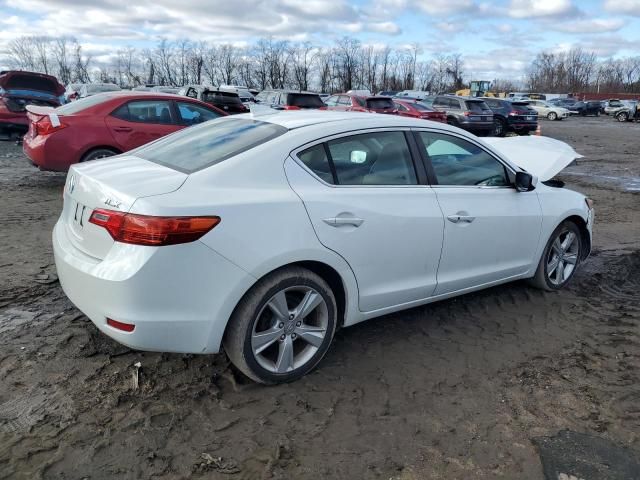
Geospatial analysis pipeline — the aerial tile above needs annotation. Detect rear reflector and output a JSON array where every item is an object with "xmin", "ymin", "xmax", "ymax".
[
  {"xmin": 107, "ymin": 318, "xmax": 135, "ymax": 332},
  {"xmin": 89, "ymin": 209, "xmax": 220, "ymax": 246}
]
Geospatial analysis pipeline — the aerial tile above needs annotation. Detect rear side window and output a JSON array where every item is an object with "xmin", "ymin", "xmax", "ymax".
[
  {"xmin": 135, "ymin": 118, "xmax": 287, "ymax": 173},
  {"xmin": 287, "ymin": 93, "xmax": 324, "ymax": 108},
  {"xmin": 112, "ymin": 100, "xmax": 174, "ymax": 124},
  {"xmin": 298, "ymin": 132, "xmax": 417, "ymax": 186},
  {"xmin": 366, "ymin": 98, "xmax": 395, "ymax": 109}
]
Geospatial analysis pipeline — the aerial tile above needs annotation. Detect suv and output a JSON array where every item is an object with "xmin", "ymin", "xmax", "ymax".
[
  {"xmin": 255, "ymin": 90, "xmax": 325, "ymax": 110},
  {"xmin": 179, "ymin": 85, "xmax": 248, "ymax": 114},
  {"xmin": 481, "ymin": 98, "xmax": 538, "ymax": 136},
  {"xmin": 432, "ymin": 95, "xmax": 494, "ymax": 135},
  {"xmin": 324, "ymin": 93, "xmax": 397, "ymax": 114}
]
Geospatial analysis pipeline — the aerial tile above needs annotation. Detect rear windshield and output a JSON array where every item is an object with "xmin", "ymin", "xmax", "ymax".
[
  {"xmin": 56, "ymin": 93, "xmax": 114, "ymax": 114},
  {"xmin": 134, "ymin": 118, "xmax": 288, "ymax": 174},
  {"xmin": 366, "ymin": 98, "xmax": 395, "ymax": 109},
  {"xmin": 465, "ymin": 101, "xmax": 490, "ymax": 112},
  {"xmin": 203, "ymin": 91, "xmax": 243, "ymax": 105},
  {"xmin": 287, "ymin": 93, "xmax": 324, "ymax": 108}
]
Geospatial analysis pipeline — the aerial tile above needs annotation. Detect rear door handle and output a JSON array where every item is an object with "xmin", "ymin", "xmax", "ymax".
[
  {"xmin": 323, "ymin": 217, "xmax": 364, "ymax": 227},
  {"xmin": 113, "ymin": 126, "xmax": 133, "ymax": 132},
  {"xmin": 447, "ymin": 215, "xmax": 475, "ymax": 223}
]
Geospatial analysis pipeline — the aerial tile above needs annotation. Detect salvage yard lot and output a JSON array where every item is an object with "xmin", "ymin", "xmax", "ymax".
[{"xmin": 1, "ymin": 117, "xmax": 639, "ymax": 479}]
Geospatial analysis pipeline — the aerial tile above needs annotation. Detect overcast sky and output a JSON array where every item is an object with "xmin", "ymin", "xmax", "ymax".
[{"xmin": 1, "ymin": 0, "xmax": 639, "ymax": 80}]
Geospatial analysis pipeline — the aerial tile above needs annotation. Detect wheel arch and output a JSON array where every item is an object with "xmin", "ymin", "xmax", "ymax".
[
  {"xmin": 562, "ymin": 214, "xmax": 591, "ymax": 260},
  {"xmin": 79, "ymin": 145, "xmax": 122, "ymax": 163}
]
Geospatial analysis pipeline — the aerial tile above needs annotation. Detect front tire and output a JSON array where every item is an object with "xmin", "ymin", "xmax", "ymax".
[
  {"xmin": 547, "ymin": 112, "xmax": 558, "ymax": 121},
  {"xmin": 529, "ymin": 221, "xmax": 582, "ymax": 291},
  {"xmin": 617, "ymin": 112, "xmax": 629, "ymax": 122},
  {"xmin": 223, "ymin": 267, "xmax": 337, "ymax": 384}
]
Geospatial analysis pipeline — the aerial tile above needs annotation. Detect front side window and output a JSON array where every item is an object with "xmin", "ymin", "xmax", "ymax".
[
  {"xmin": 112, "ymin": 100, "xmax": 174, "ymax": 124},
  {"xmin": 177, "ymin": 102, "xmax": 221, "ymax": 125},
  {"xmin": 324, "ymin": 95, "xmax": 339, "ymax": 106},
  {"xmin": 135, "ymin": 118, "xmax": 287, "ymax": 173},
  {"xmin": 418, "ymin": 132, "xmax": 510, "ymax": 187}
]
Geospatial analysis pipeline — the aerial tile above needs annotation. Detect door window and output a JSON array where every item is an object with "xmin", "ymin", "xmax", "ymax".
[
  {"xmin": 418, "ymin": 132, "xmax": 510, "ymax": 187},
  {"xmin": 324, "ymin": 95, "xmax": 339, "ymax": 106},
  {"xmin": 297, "ymin": 132, "xmax": 417, "ymax": 186},
  {"xmin": 338, "ymin": 96, "xmax": 351, "ymax": 106},
  {"xmin": 177, "ymin": 102, "xmax": 221, "ymax": 125},
  {"xmin": 186, "ymin": 88, "xmax": 198, "ymax": 99},
  {"xmin": 112, "ymin": 100, "xmax": 174, "ymax": 124}
]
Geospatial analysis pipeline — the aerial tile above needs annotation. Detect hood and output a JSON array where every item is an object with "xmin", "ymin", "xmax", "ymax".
[
  {"xmin": 0, "ymin": 70, "xmax": 65, "ymax": 96},
  {"xmin": 483, "ymin": 136, "xmax": 582, "ymax": 182}
]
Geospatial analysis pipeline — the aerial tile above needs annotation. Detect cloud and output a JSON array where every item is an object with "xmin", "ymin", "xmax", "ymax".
[
  {"xmin": 507, "ymin": 0, "xmax": 579, "ymax": 19},
  {"xmin": 551, "ymin": 18, "xmax": 626, "ymax": 34},
  {"xmin": 604, "ymin": 0, "xmax": 640, "ymax": 16},
  {"xmin": 373, "ymin": 0, "xmax": 478, "ymax": 16}
]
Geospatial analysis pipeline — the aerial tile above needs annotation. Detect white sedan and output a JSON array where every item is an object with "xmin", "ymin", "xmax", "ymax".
[
  {"xmin": 53, "ymin": 111, "xmax": 593, "ymax": 384},
  {"xmin": 527, "ymin": 100, "xmax": 571, "ymax": 121}
]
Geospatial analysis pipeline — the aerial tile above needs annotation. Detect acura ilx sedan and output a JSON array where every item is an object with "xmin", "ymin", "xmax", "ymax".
[{"xmin": 53, "ymin": 111, "xmax": 593, "ymax": 383}]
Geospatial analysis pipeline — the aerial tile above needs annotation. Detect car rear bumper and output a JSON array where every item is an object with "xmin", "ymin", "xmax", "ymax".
[
  {"xmin": 23, "ymin": 133, "xmax": 75, "ymax": 171},
  {"xmin": 53, "ymin": 218, "xmax": 255, "ymax": 354}
]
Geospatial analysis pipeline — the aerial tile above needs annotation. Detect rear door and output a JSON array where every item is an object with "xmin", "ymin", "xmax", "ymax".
[
  {"xmin": 105, "ymin": 99, "xmax": 181, "ymax": 151},
  {"xmin": 285, "ymin": 130, "xmax": 444, "ymax": 312},
  {"xmin": 414, "ymin": 130, "xmax": 542, "ymax": 294}
]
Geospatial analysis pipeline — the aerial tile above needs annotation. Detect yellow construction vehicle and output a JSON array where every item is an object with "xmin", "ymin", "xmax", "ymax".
[{"xmin": 456, "ymin": 81, "xmax": 499, "ymax": 98}]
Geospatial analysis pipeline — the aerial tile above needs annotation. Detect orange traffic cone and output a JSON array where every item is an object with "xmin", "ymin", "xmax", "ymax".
[{"xmin": 534, "ymin": 124, "xmax": 541, "ymax": 136}]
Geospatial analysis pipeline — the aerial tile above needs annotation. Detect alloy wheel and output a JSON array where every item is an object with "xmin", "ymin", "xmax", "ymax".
[
  {"xmin": 546, "ymin": 230, "xmax": 579, "ymax": 286},
  {"xmin": 251, "ymin": 286, "xmax": 329, "ymax": 374}
]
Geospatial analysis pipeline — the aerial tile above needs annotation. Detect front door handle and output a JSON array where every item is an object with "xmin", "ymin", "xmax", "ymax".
[
  {"xmin": 113, "ymin": 126, "xmax": 133, "ymax": 132},
  {"xmin": 447, "ymin": 215, "xmax": 475, "ymax": 224},
  {"xmin": 323, "ymin": 217, "xmax": 364, "ymax": 227}
]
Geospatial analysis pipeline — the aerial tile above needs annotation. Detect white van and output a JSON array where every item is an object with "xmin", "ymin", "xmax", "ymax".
[
  {"xmin": 218, "ymin": 85, "xmax": 254, "ymax": 104},
  {"xmin": 394, "ymin": 90, "xmax": 430, "ymax": 99}
]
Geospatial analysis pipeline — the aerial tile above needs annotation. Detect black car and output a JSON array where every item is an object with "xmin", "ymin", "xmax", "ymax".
[
  {"xmin": 568, "ymin": 101, "xmax": 601, "ymax": 116},
  {"xmin": 255, "ymin": 90, "xmax": 325, "ymax": 110},
  {"xmin": 480, "ymin": 98, "xmax": 538, "ymax": 136},
  {"xmin": 432, "ymin": 95, "xmax": 494, "ymax": 135},
  {"xmin": 180, "ymin": 85, "xmax": 249, "ymax": 114}
]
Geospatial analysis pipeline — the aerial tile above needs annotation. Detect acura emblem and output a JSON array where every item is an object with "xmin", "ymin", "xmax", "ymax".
[{"xmin": 67, "ymin": 174, "xmax": 76, "ymax": 194}]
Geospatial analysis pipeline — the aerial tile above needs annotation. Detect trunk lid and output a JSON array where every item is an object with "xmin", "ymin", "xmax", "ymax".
[
  {"xmin": 62, "ymin": 155, "xmax": 188, "ymax": 259},
  {"xmin": 0, "ymin": 70, "xmax": 65, "ymax": 96},
  {"xmin": 483, "ymin": 136, "xmax": 582, "ymax": 181}
]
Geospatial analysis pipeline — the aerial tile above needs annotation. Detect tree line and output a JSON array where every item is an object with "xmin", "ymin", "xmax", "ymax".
[{"xmin": 5, "ymin": 36, "xmax": 640, "ymax": 94}]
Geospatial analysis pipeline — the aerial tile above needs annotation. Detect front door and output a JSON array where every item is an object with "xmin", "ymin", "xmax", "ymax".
[
  {"xmin": 285, "ymin": 130, "xmax": 444, "ymax": 312},
  {"xmin": 414, "ymin": 130, "xmax": 542, "ymax": 295},
  {"xmin": 106, "ymin": 99, "xmax": 181, "ymax": 151}
]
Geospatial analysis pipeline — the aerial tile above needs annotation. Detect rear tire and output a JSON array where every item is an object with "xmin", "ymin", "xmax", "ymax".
[
  {"xmin": 223, "ymin": 266, "xmax": 337, "ymax": 384},
  {"xmin": 528, "ymin": 221, "xmax": 582, "ymax": 291},
  {"xmin": 617, "ymin": 112, "xmax": 629, "ymax": 122},
  {"xmin": 81, "ymin": 148, "xmax": 119, "ymax": 162},
  {"xmin": 492, "ymin": 118, "xmax": 507, "ymax": 137}
]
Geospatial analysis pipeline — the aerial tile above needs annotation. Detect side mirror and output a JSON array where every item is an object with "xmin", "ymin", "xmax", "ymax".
[{"xmin": 515, "ymin": 171, "xmax": 535, "ymax": 192}]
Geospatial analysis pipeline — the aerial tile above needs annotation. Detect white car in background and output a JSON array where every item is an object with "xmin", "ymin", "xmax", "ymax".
[
  {"xmin": 527, "ymin": 100, "xmax": 570, "ymax": 121},
  {"xmin": 53, "ymin": 112, "xmax": 593, "ymax": 384}
]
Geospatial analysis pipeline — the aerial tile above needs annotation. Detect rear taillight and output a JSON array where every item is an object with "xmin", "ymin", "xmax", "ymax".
[
  {"xmin": 89, "ymin": 209, "xmax": 220, "ymax": 246},
  {"xmin": 35, "ymin": 116, "xmax": 68, "ymax": 136}
]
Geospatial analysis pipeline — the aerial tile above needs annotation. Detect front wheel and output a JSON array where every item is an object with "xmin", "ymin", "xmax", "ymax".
[
  {"xmin": 617, "ymin": 112, "xmax": 629, "ymax": 122},
  {"xmin": 529, "ymin": 221, "xmax": 582, "ymax": 291},
  {"xmin": 223, "ymin": 267, "xmax": 337, "ymax": 384},
  {"xmin": 547, "ymin": 112, "xmax": 558, "ymax": 121}
]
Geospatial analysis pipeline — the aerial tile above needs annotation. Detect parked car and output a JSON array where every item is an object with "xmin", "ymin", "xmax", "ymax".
[
  {"xmin": 548, "ymin": 98, "xmax": 577, "ymax": 109},
  {"xmin": 604, "ymin": 99, "xmax": 632, "ymax": 116},
  {"xmin": 79, "ymin": 83, "xmax": 121, "ymax": 98},
  {"xmin": 0, "ymin": 70, "xmax": 65, "ymax": 135},
  {"xmin": 255, "ymin": 90, "xmax": 326, "ymax": 110},
  {"xmin": 324, "ymin": 93, "xmax": 398, "ymax": 114},
  {"xmin": 377, "ymin": 90, "xmax": 398, "ymax": 96},
  {"xmin": 53, "ymin": 111, "xmax": 593, "ymax": 384},
  {"xmin": 179, "ymin": 85, "xmax": 248, "ymax": 114},
  {"xmin": 432, "ymin": 95, "xmax": 494, "ymax": 135},
  {"xmin": 218, "ymin": 85, "xmax": 255, "ymax": 104},
  {"xmin": 23, "ymin": 91, "xmax": 225, "ymax": 171},
  {"xmin": 568, "ymin": 101, "xmax": 601, "ymax": 116},
  {"xmin": 613, "ymin": 101, "xmax": 639, "ymax": 122},
  {"xmin": 526, "ymin": 100, "xmax": 570, "ymax": 121},
  {"xmin": 395, "ymin": 90, "xmax": 430, "ymax": 100},
  {"xmin": 151, "ymin": 86, "xmax": 180, "ymax": 94},
  {"xmin": 64, "ymin": 83, "xmax": 83, "ymax": 102},
  {"xmin": 393, "ymin": 99, "xmax": 447, "ymax": 122},
  {"xmin": 481, "ymin": 98, "xmax": 538, "ymax": 136}
]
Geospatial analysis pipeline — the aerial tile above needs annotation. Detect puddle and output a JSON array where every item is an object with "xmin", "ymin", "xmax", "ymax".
[{"xmin": 561, "ymin": 171, "xmax": 640, "ymax": 191}]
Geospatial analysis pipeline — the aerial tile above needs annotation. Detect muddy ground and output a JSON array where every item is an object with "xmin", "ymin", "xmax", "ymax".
[{"xmin": 0, "ymin": 116, "xmax": 639, "ymax": 479}]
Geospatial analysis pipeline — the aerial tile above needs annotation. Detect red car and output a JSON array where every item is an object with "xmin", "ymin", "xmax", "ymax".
[
  {"xmin": 393, "ymin": 99, "xmax": 447, "ymax": 123},
  {"xmin": 324, "ymin": 93, "xmax": 398, "ymax": 114},
  {"xmin": 0, "ymin": 70, "xmax": 65, "ymax": 135},
  {"xmin": 23, "ymin": 91, "xmax": 226, "ymax": 171}
]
